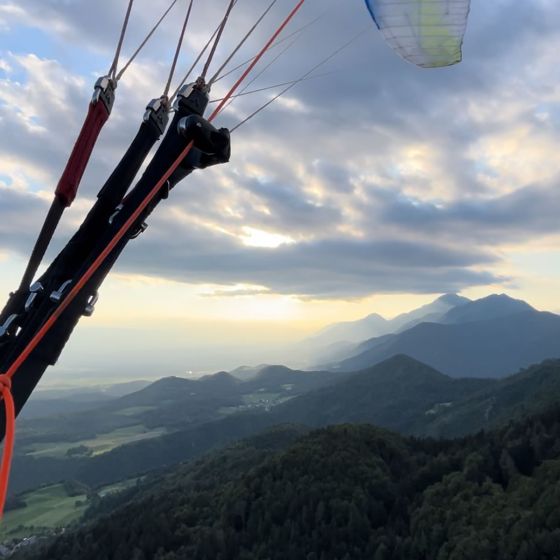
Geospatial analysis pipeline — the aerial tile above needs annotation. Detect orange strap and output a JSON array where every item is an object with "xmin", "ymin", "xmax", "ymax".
[{"xmin": 0, "ymin": 375, "xmax": 15, "ymax": 518}]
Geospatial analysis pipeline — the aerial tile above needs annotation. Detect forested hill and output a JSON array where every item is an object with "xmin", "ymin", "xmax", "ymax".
[
  {"xmin": 16, "ymin": 405, "xmax": 560, "ymax": 560},
  {"xmin": 10, "ymin": 358, "xmax": 560, "ymax": 495}
]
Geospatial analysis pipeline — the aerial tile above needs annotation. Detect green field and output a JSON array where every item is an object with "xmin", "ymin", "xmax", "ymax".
[
  {"xmin": 242, "ymin": 392, "xmax": 280, "ymax": 405},
  {"xmin": 116, "ymin": 406, "xmax": 157, "ymax": 416},
  {"xmin": 0, "ymin": 484, "xmax": 87, "ymax": 541},
  {"xmin": 24, "ymin": 424, "xmax": 168, "ymax": 458},
  {"xmin": 1, "ymin": 477, "xmax": 143, "ymax": 542},
  {"xmin": 97, "ymin": 478, "xmax": 141, "ymax": 498}
]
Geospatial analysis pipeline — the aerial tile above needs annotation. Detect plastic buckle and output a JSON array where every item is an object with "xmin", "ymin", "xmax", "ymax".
[
  {"xmin": 50, "ymin": 279, "xmax": 72, "ymax": 303},
  {"xmin": 174, "ymin": 81, "xmax": 209, "ymax": 117},
  {"xmin": 174, "ymin": 84, "xmax": 195, "ymax": 109},
  {"xmin": 83, "ymin": 292, "xmax": 99, "ymax": 317},
  {"xmin": 144, "ymin": 97, "xmax": 170, "ymax": 135},
  {"xmin": 92, "ymin": 76, "xmax": 116, "ymax": 113},
  {"xmin": 130, "ymin": 222, "xmax": 148, "ymax": 239},
  {"xmin": 0, "ymin": 314, "xmax": 18, "ymax": 338},
  {"xmin": 24, "ymin": 282, "xmax": 44, "ymax": 312}
]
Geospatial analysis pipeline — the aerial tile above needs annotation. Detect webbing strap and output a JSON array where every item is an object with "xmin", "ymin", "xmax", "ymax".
[
  {"xmin": 17, "ymin": 95, "xmax": 111, "ymax": 294},
  {"xmin": 18, "ymin": 197, "xmax": 65, "ymax": 291},
  {"xmin": 55, "ymin": 100, "xmax": 111, "ymax": 207}
]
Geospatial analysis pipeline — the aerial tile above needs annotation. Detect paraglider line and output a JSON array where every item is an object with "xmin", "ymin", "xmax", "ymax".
[
  {"xmin": 210, "ymin": 72, "xmax": 333, "ymax": 104},
  {"xmin": 116, "ymin": 0, "xmax": 181, "ymax": 82},
  {"xmin": 219, "ymin": 33, "xmax": 302, "ymax": 114},
  {"xmin": 164, "ymin": 0, "xmax": 195, "ymax": 98},
  {"xmin": 171, "ymin": 25, "xmax": 221, "ymax": 102},
  {"xmin": 108, "ymin": 0, "xmax": 136, "ymax": 80},
  {"xmin": 214, "ymin": 12, "xmax": 324, "ymax": 84},
  {"xmin": 201, "ymin": 0, "xmax": 237, "ymax": 80},
  {"xmin": 208, "ymin": 0, "xmax": 279, "ymax": 86},
  {"xmin": 232, "ymin": 28, "xmax": 367, "ymax": 132}
]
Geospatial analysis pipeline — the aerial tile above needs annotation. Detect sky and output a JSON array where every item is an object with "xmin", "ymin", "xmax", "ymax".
[{"xmin": 0, "ymin": 0, "xmax": 559, "ymax": 383}]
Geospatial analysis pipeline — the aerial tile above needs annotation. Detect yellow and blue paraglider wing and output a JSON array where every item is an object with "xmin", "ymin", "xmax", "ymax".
[{"xmin": 364, "ymin": 0, "xmax": 471, "ymax": 68}]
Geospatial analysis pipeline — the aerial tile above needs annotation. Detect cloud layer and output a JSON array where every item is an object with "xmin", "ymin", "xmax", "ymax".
[{"xmin": 1, "ymin": 0, "xmax": 559, "ymax": 298}]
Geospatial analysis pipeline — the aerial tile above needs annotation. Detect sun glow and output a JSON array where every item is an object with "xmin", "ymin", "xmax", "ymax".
[{"xmin": 240, "ymin": 227, "xmax": 294, "ymax": 248}]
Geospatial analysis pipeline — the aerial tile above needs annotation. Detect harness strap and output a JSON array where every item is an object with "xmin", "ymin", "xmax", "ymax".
[{"xmin": 55, "ymin": 83, "xmax": 114, "ymax": 206}]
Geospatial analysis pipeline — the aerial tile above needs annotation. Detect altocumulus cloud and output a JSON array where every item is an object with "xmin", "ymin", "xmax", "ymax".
[{"xmin": 0, "ymin": 0, "xmax": 558, "ymax": 298}]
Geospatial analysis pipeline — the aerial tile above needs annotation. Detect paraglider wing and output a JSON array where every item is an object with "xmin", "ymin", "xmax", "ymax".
[{"xmin": 364, "ymin": 0, "xmax": 471, "ymax": 68}]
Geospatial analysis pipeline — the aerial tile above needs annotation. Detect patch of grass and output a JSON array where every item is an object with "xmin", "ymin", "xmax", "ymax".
[
  {"xmin": 24, "ymin": 425, "xmax": 168, "ymax": 458},
  {"xmin": 242, "ymin": 392, "xmax": 280, "ymax": 405},
  {"xmin": 0, "ymin": 484, "xmax": 87, "ymax": 541},
  {"xmin": 23, "ymin": 441, "xmax": 77, "ymax": 458},
  {"xmin": 97, "ymin": 478, "xmax": 141, "ymax": 498},
  {"xmin": 116, "ymin": 406, "xmax": 157, "ymax": 416}
]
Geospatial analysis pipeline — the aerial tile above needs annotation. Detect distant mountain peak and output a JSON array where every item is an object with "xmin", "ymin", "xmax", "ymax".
[
  {"xmin": 230, "ymin": 364, "xmax": 271, "ymax": 382},
  {"xmin": 436, "ymin": 293, "xmax": 470, "ymax": 306},
  {"xmin": 368, "ymin": 354, "xmax": 450, "ymax": 381},
  {"xmin": 333, "ymin": 294, "xmax": 560, "ymax": 379},
  {"xmin": 198, "ymin": 371, "xmax": 239, "ymax": 387},
  {"xmin": 478, "ymin": 293, "xmax": 534, "ymax": 307},
  {"xmin": 365, "ymin": 312, "xmax": 387, "ymax": 321},
  {"xmin": 255, "ymin": 365, "xmax": 294, "ymax": 379},
  {"xmin": 442, "ymin": 293, "xmax": 534, "ymax": 325},
  {"xmin": 150, "ymin": 376, "xmax": 191, "ymax": 388}
]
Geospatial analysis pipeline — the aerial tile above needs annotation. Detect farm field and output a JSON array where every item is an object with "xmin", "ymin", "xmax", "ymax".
[
  {"xmin": 0, "ymin": 484, "xmax": 87, "ymax": 541},
  {"xmin": 23, "ymin": 424, "xmax": 168, "ymax": 458}
]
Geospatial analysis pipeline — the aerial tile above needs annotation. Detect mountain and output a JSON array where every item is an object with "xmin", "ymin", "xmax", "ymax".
[
  {"xmin": 272, "ymin": 355, "xmax": 493, "ymax": 434},
  {"xmin": 114, "ymin": 372, "xmax": 240, "ymax": 405},
  {"xmin": 18, "ymin": 397, "xmax": 112, "ymax": 420},
  {"xmin": 419, "ymin": 359, "xmax": 560, "ymax": 437},
  {"xmin": 16, "ymin": 374, "xmax": 244, "ymax": 444},
  {"xmin": 229, "ymin": 364, "xmax": 269, "ymax": 381},
  {"xmin": 335, "ymin": 296, "xmax": 560, "ymax": 378},
  {"xmin": 17, "ymin": 407, "xmax": 560, "ymax": 560},
  {"xmin": 306, "ymin": 293, "xmax": 469, "ymax": 364},
  {"xmin": 5, "ymin": 356, "xmax": 488, "ymax": 492},
  {"xmin": 240, "ymin": 365, "xmax": 352, "ymax": 394},
  {"xmin": 308, "ymin": 312, "xmax": 388, "ymax": 344},
  {"xmin": 279, "ymin": 357, "xmax": 560, "ymax": 439},
  {"xmin": 19, "ymin": 380, "xmax": 152, "ymax": 420},
  {"xmin": 14, "ymin": 365, "xmax": 351, "ymax": 460},
  {"xmin": 441, "ymin": 293, "xmax": 534, "ymax": 324},
  {"xmin": 313, "ymin": 294, "xmax": 471, "ymax": 344},
  {"xmin": 391, "ymin": 292, "xmax": 470, "ymax": 331},
  {"xmin": 10, "ymin": 357, "xmax": 560, "ymax": 495}
]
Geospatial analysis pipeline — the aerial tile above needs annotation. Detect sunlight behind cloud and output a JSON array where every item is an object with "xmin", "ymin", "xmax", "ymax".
[
  {"xmin": 240, "ymin": 227, "xmax": 295, "ymax": 248},
  {"xmin": 469, "ymin": 124, "xmax": 560, "ymax": 194}
]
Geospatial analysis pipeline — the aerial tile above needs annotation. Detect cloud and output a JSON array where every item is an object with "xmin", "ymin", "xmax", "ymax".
[
  {"xmin": 112, "ymin": 213, "xmax": 502, "ymax": 298},
  {"xmin": 0, "ymin": 0, "xmax": 559, "ymax": 299}
]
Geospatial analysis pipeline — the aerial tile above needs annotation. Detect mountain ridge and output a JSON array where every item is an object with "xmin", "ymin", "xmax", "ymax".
[{"xmin": 335, "ymin": 300, "xmax": 560, "ymax": 377}]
